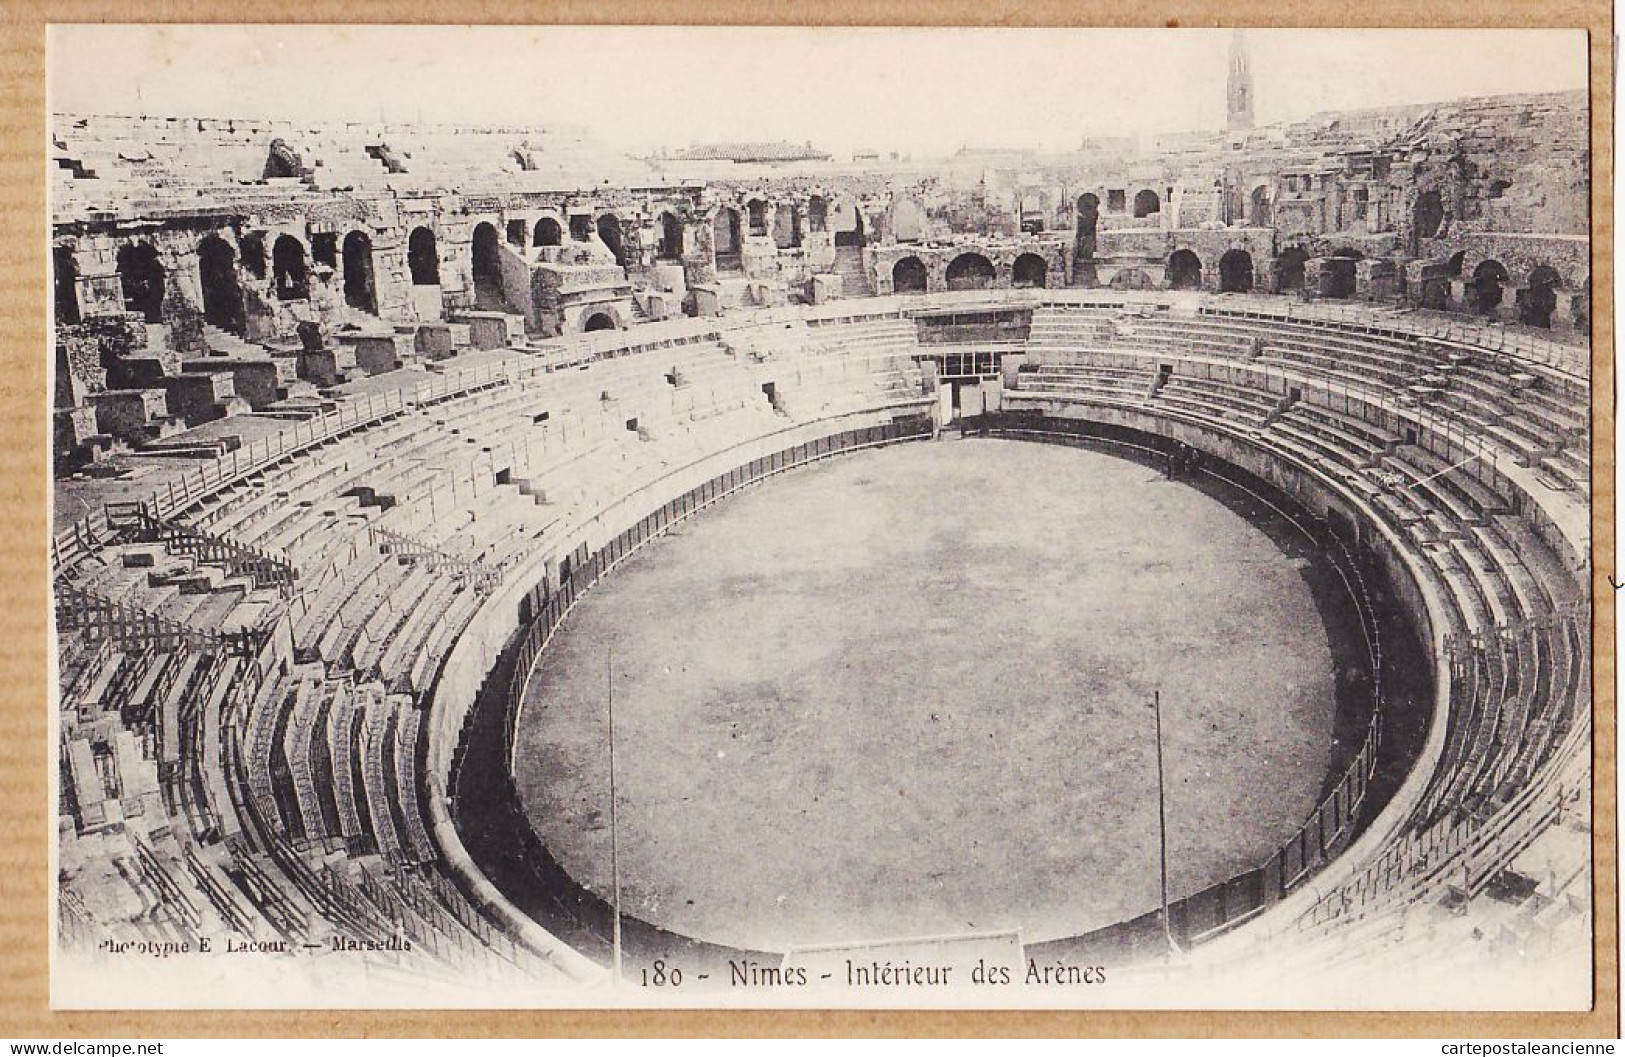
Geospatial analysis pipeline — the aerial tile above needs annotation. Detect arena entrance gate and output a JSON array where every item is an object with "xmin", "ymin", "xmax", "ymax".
[{"xmin": 924, "ymin": 348, "xmax": 1005, "ymax": 423}]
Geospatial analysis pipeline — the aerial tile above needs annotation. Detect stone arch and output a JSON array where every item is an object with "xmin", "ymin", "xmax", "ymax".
[
  {"xmin": 341, "ymin": 230, "xmax": 377, "ymax": 314},
  {"xmin": 471, "ymin": 221, "xmax": 506, "ymax": 310},
  {"xmin": 746, "ymin": 198, "xmax": 768, "ymax": 237},
  {"xmin": 1274, "ymin": 247, "xmax": 1309, "ymax": 293},
  {"xmin": 408, "ymin": 226, "xmax": 440, "ymax": 286},
  {"xmin": 1414, "ymin": 190, "xmax": 1444, "ymax": 242},
  {"xmin": 1247, "ymin": 185, "xmax": 1271, "ymax": 228},
  {"xmin": 1073, "ymin": 193, "xmax": 1101, "ymax": 284},
  {"xmin": 270, "ymin": 235, "xmax": 308, "ymax": 302},
  {"xmin": 240, "ymin": 232, "xmax": 268, "ymax": 280},
  {"xmin": 1133, "ymin": 189, "xmax": 1161, "ymax": 219},
  {"xmin": 945, "ymin": 252, "xmax": 995, "ymax": 291},
  {"xmin": 808, "ymin": 195, "xmax": 828, "ymax": 233},
  {"xmin": 583, "ymin": 311, "xmax": 617, "ymax": 332},
  {"xmin": 596, "ymin": 214, "xmax": 627, "ymax": 268},
  {"xmin": 1218, "ymin": 249, "xmax": 1254, "ymax": 293},
  {"xmin": 1109, "ymin": 268, "xmax": 1154, "ymax": 291},
  {"xmin": 1018, "ymin": 193, "xmax": 1046, "ymax": 234},
  {"xmin": 892, "ymin": 255, "xmax": 928, "ymax": 294},
  {"xmin": 1416, "ymin": 261, "xmax": 1452, "ymax": 310},
  {"xmin": 1075, "ymin": 193, "xmax": 1100, "ymax": 252},
  {"xmin": 533, "ymin": 216, "xmax": 563, "ymax": 248},
  {"xmin": 1011, "ymin": 253, "xmax": 1048, "ymax": 289},
  {"xmin": 1166, "ymin": 248, "xmax": 1202, "ymax": 290},
  {"xmin": 197, "ymin": 234, "xmax": 245, "ymax": 333},
  {"xmin": 1517, "ymin": 264, "xmax": 1561, "ymax": 328},
  {"xmin": 713, "ymin": 208, "xmax": 743, "ymax": 271},
  {"xmin": 658, "ymin": 212, "xmax": 685, "ymax": 261},
  {"xmin": 53, "ymin": 245, "xmax": 79, "ymax": 324},
  {"xmin": 1469, "ymin": 259, "xmax": 1509, "ymax": 317},
  {"xmin": 653, "ymin": 209, "xmax": 685, "ymax": 258},
  {"xmin": 116, "ymin": 242, "xmax": 167, "ymax": 321},
  {"xmin": 1320, "ymin": 249, "xmax": 1362, "ymax": 300}
]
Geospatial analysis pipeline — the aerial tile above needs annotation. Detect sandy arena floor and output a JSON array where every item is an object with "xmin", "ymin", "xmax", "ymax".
[{"xmin": 512, "ymin": 438, "xmax": 1338, "ymax": 952}]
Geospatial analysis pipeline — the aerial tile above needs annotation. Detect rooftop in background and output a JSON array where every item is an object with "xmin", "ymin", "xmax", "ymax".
[{"xmin": 665, "ymin": 141, "xmax": 834, "ymax": 164}]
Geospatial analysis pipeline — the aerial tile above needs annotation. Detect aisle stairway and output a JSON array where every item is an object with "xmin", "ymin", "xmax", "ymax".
[{"xmin": 831, "ymin": 245, "xmax": 870, "ymax": 298}]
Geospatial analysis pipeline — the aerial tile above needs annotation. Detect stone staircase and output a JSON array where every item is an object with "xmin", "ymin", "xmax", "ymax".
[
  {"xmin": 202, "ymin": 323, "xmax": 264, "ymax": 358},
  {"xmin": 831, "ymin": 246, "xmax": 870, "ymax": 298}
]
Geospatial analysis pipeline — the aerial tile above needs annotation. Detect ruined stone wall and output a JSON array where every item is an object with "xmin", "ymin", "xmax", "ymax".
[{"xmin": 54, "ymin": 89, "xmax": 1590, "ymax": 349}]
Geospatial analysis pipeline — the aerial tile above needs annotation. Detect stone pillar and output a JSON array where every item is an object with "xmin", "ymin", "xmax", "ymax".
[
  {"xmin": 1548, "ymin": 292, "xmax": 1574, "ymax": 330},
  {"xmin": 1304, "ymin": 257, "xmax": 1327, "ymax": 295}
]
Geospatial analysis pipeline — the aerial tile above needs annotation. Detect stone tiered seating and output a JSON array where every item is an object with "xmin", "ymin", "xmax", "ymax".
[{"xmin": 55, "ymin": 294, "xmax": 1588, "ymax": 985}]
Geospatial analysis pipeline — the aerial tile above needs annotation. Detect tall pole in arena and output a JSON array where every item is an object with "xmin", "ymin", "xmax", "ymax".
[
  {"xmin": 1152, "ymin": 689, "xmax": 1180, "ymax": 956},
  {"xmin": 608, "ymin": 644, "xmax": 623, "ymax": 985}
]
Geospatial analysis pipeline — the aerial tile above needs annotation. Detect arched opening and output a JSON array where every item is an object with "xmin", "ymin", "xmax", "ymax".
[
  {"xmin": 506, "ymin": 220, "xmax": 527, "ymax": 247},
  {"xmin": 408, "ymin": 227, "xmax": 440, "ymax": 286},
  {"xmin": 270, "ymin": 235, "xmax": 308, "ymax": 302},
  {"xmin": 746, "ymin": 199, "xmax": 768, "ymax": 237},
  {"xmin": 1247, "ymin": 186, "xmax": 1271, "ymax": 228},
  {"xmin": 311, "ymin": 232, "xmax": 338, "ymax": 270},
  {"xmin": 471, "ymin": 222, "xmax": 506, "ymax": 310},
  {"xmin": 341, "ymin": 230, "xmax": 377, "ymax": 315},
  {"xmin": 1416, "ymin": 262, "xmax": 1452, "ymax": 310},
  {"xmin": 713, "ymin": 208, "xmax": 743, "ymax": 272},
  {"xmin": 1133, "ymin": 189, "xmax": 1161, "ymax": 219},
  {"xmin": 1073, "ymin": 193, "xmax": 1100, "ymax": 284},
  {"xmin": 832, "ymin": 202, "xmax": 866, "ymax": 248},
  {"xmin": 658, "ymin": 213, "xmax": 685, "ymax": 261},
  {"xmin": 892, "ymin": 200, "xmax": 925, "ymax": 244},
  {"xmin": 1011, "ymin": 253, "xmax": 1048, "ymax": 289},
  {"xmin": 1469, "ymin": 259, "xmax": 1509, "ymax": 317},
  {"xmin": 944, "ymin": 253, "xmax": 995, "ymax": 291},
  {"xmin": 1217, "ymin": 249, "xmax": 1254, "ymax": 294},
  {"xmin": 891, "ymin": 256, "xmax": 928, "ymax": 294},
  {"xmin": 1075, "ymin": 193, "xmax": 1099, "ymax": 253},
  {"xmin": 583, "ymin": 311, "xmax": 616, "ymax": 332},
  {"xmin": 1320, "ymin": 250, "xmax": 1361, "ymax": 300},
  {"xmin": 198, "ymin": 235, "xmax": 245, "ymax": 333},
  {"xmin": 1019, "ymin": 194, "xmax": 1045, "ymax": 234},
  {"xmin": 1166, "ymin": 249, "xmax": 1202, "ymax": 290},
  {"xmin": 239, "ymin": 233, "xmax": 267, "ymax": 280},
  {"xmin": 1517, "ymin": 265, "xmax": 1560, "ymax": 329},
  {"xmin": 808, "ymin": 196, "xmax": 828, "ymax": 234},
  {"xmin": 263, "ymin": 138, "xmax": 304, "ymax": 179},
  {"xmin": 116, "ymin": 242, "xmax": 166, "ymax": 321},
  {"xmin": 1274, "ymin": 248, "xmax": 1308, "ymax": 293},
  {"xmin": 53, "ymin": 245, "xmax": 80, "ymax": 325},
  {"xmin": 773, "ymin": 204, "xmax": 801, "ymax": 250},
  {"xmin": 596, "ymin": 214, "xmax": 627, "ymax": 268},
  {"xmin": 1108, "ymin": 268, "xmax": 1153, "ymax": 291},
  {"xmin": 1414, "ymin": 190, "xmax": 1444, "ymax": 242},
  {"xmin": 533, "ymin": 217, "xmax": 563, "ymax": 248}
]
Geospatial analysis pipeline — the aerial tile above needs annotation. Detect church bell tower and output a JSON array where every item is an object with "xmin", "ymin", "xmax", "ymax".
[{"xmin": 1227, "ymin": 30, "xmax": 1255, "ymax": 132}]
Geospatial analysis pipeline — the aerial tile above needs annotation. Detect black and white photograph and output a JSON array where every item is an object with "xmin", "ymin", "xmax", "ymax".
[{"xmin": 45, "ymin": 24, "xmax": 1596, "ymax": 1012}]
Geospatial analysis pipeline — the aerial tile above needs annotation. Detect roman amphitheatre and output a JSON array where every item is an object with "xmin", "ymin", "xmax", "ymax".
[{"xmin": 51, "ymin": 30, "xmax": 1592, "ymax": 1006}]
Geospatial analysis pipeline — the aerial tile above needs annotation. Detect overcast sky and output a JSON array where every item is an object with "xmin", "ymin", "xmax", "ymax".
[{"xmin": 48, "ymin": 25, "xmax": 1588, "ymax": 156}]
